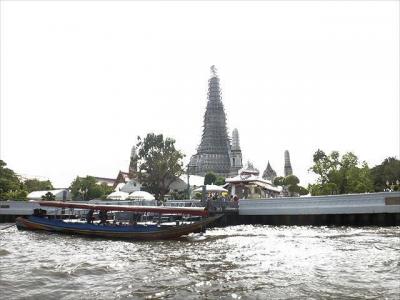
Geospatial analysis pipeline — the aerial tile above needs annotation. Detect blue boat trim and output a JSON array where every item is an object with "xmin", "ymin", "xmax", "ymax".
[{"xmin": 27, "ymin": 216, "xmax": 163, "ymax": 232}]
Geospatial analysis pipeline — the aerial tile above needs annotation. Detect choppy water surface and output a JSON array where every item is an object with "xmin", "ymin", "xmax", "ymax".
[{"xmin": 0, "ymin": 225, "xmax": 399, "ymax": 299}]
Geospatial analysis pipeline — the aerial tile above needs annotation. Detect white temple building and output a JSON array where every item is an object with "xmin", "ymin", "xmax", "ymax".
[{"xmin": 224, "ymin": 164, "xmax": 281, "ymax": 199}]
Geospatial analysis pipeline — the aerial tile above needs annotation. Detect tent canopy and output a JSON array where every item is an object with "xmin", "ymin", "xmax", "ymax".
[
  {"xmin": 128, "ymin": 191, "xmax": 155, "ymax": 200},
  {"xmin": 193, "ymin": 184, "xmax": 228, "ymax": 193},
  {"xmin": 106, "ymin": 191, "xmax": 129, "ymax": 200}
]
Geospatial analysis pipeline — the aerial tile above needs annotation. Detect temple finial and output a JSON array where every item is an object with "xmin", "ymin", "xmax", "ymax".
[{"xmin": 210, "ymin": 65, "xmax": 218, "ymax": 77}]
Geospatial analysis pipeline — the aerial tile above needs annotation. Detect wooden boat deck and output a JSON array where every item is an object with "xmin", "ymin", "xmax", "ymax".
[{"xmin": 16, "ymin": 215, "xmax": 222, "ymax": 240}]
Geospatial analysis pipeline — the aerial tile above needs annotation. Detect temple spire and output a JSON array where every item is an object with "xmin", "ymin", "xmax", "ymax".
[
  {"xmin": 210, "ymin": 65, "xmax": 218, "ymax": 77},
  {"xmin": 188, "ymin": 66, "xmax": 232, "ymax": 176},
  {"xmin": 229, "ymin": 128, "xmax": 243, "ymax": 175},
  {"xmin": 129, "ymin": 145, "xmax": 138, "ymax": 178},
  {"xmin": 231, "ymin": 128, "xmax": 241, "ymax": 151},
  {"xmin": 262, "ymin": 161, "xmax": 277, "ymax": 181},
  {"xmin": 284, "ymin": 150, "xmax": 293, "ymax": 177}
]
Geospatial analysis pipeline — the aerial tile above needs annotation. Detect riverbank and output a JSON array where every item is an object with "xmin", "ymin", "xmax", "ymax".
[{"xmin": 1, "ymin": 192, "xmax": 399, "ymax": 226}]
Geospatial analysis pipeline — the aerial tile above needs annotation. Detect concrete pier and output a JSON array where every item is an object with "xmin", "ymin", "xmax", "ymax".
[
  {"xmin": 2, "ymin": 192, "xmax": 399, "ymax": 226},
  {"xmin": 0, "ymin": 201, "xmax": 74, "ymax": 222},
  {"xmin": 212, "ymin": 192, "xmax": 400, "ymax": 227}
]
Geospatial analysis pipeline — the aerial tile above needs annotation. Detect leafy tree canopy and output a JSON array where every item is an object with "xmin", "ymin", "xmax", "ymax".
[
  {"xmin": 204, "ymin": 172, "xmax": 217, "ymax": 185},
  {"xmin": 193, "ymin": 192, "xmax": 202, "ymax": 200},
  {"xmin": 41, "ymin": 192, "xmax": 56, "ymax": 201},
  {"xmin": 273, "ymin": 174, "xmax": 308, "ymax": 197},
  {"xmin": 309, "ymin": 149, "xmax": 373, "ymax": 195},
  {"xmin": 370, "ymin": 157, "xmax": 400, "ymax": 192},
  {"xmin": 70, "ymin": 176, "xmax": 112, "ymax": 200},
  {"xmin": 136, "ymin": 133, "xmax": 185, "ymax": 201},
  {"xmin": 0, "ymin": 160, "xmax": 26, "ymax": 200},
  {"xmin": 215, "ymin": 176, "xmax": 225, "ymax": 186},
  {"xmin": 273, "ymin": 176, "xmax": 285, "ymax": 187},
  {"xmin": 284, "ymin": 175, "xmax": 300, "ymax": 186},
  {"xmin": 288, "ymin": 184, "xmax": 309, "ymax": 196},
  {"xmin": 24, "ymin": 179, "xmax": 53, "ymax": 193},
  {"xmin": 204, "ymin": 172, "xmax": 225, "ymax": 186},
  {"xmin": 2, "ymin": 190, "xmax": 28, "ymax": 200}
]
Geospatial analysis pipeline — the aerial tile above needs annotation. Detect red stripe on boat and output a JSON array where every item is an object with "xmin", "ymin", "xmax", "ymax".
[{"xmin": 36, "ymin": 201, "xmax": 208, "ymax": 216}]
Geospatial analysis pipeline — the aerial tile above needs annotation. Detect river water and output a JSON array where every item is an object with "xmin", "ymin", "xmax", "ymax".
[{"xmin": 0, "ymin": 225, "xmax": 399, "ymax": 299}]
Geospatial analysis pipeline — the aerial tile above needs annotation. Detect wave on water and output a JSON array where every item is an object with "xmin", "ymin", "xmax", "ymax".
[
  {"xmin": 0, "ymin": 225, "xmax": 399, "ymax": 299},
  {"xmin": 0, "ymin": 249, "xmax": 11, "ymax": 256}
]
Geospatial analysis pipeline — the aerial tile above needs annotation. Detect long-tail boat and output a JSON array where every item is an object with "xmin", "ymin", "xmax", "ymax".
[{"xmin": 16, "ymin": 201, "xmax": 220, "ymax": 240}]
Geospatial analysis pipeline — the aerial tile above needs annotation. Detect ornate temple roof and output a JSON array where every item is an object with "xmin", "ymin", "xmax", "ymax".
[
  {"xmin": 225, "ymin": 174, "xmax": 281, "ymax": 193},
  {"xmin": 240, "ymin": 161, "xmax": 260, "ymax": 176},
  {"xmin": 262, "ymin": 161, "xmax": 277, "ymax": 181}
]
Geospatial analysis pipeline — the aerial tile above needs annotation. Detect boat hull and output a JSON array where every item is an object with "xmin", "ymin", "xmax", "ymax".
[{"xmin": 16, "ymin": 216, "xmax": 220, "ymax": 240}]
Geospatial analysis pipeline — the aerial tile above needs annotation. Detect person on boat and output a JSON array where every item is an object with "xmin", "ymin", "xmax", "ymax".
[
  {"xmin": 99, "ymin": 210, "xmax": 107, "ymax": 225},
  {"xmin": 86, "ymin": 209, "xmax": 94, "ymax": 224}
]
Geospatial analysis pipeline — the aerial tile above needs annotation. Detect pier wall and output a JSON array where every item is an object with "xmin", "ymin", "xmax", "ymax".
[
  {"xmin": 239, "ymin": 192, "xmax": 400, "ymax": 216},
  {"xmin": 213, "ymin": 192, "xmax": 400, "ymax": 227},
  {"xmin": 1, "ymin": 192, "xmax": 399, "ymax": 226}
]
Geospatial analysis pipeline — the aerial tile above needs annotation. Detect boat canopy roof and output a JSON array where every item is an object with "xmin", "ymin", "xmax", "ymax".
[{"xmin": 36, "ymin": 201, "xmax": 208, "ymax": 216}]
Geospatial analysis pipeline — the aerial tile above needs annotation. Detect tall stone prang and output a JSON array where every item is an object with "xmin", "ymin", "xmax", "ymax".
[
  {"xmin": 189, "ymin": 66, "xmax": 240, "ymax": 177},
  {"xmin": 128, "ymin": 145, "xmax": 138, "ymax": 178},
  {"xmin": 262, "ymin": 161, "xmax": 277, "ymax": 181},
  {"xmin": 284, "ymin": 150, "xmax": 293, "ymax": 177},
  {"xmin": 230, "ymin": 128, "xmax": 243, "ymax": 176}
]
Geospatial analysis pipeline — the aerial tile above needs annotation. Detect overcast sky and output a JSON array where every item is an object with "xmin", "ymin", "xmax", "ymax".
[{"xmin": 1, "ymin": 1, "xmax": 399, "ymax": 188}]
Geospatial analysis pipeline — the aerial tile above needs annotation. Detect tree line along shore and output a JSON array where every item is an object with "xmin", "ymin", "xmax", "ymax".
[{"xmin": 1, "ymin": 133, "xmax": 399, "ymax": 201}]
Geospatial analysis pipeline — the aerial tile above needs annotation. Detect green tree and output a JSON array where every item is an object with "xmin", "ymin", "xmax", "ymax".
[
  {"xmin": 273, "ymin": 174, "xmax": 308, "ymax": 197},
  {"xmin": 169, "ymin": 191, "xmax": 186, "ymax": 200},
  {"xmin": 215, "ymin": 176, "xmax": 225, "ymax": 186},
  {"xmin": 284, "ymin": 175, "xmax": 300, "ymax": 186},
  {"xmin": 70, "ymin": 176, "xmax": 110, "ymax": 200},
  {"xmin": 99, "ymin": 183, "xmax": 114, "ymax": 200},
  {"xmin": 193, "ymin": 192, "xmax": 202, "ymax": 200},
  {"xmin": 3, "ymin": 190, "xmax": 28, "ymax": 200},
  {"xmin": 136, "ymin": 133, "xmax": 185, "ymax": 201},
  {"xmin": 309, "ymin": 150, "xmax": 340, "ymax": 184},
  {"xmin": 273, "ymin": 176, "xmax": 285, "ymax": 186},
  {"xmin": 346, "ymin": 162, "xmax": 373, "ymax": 193},
  {"xmin": 0, "ymin": 160, "xmax": 26, "ymax": 200},
  {"xmin": 24, "ymin": 179, "xmax": 53, "ymax": 193},
  {"xmin": 41, "ymin": 192, "xmax": 56, "ymax": 200},
  {"xmin": 308, "ymin": 183, "xmax": 338, "ymax": 196},
  {"xmin": 371, "ymin": 157, "xmax": 400, "ymax": 192},
  {"xmin": 204, "ymin": 172, "xmax": 217, "ymax": 185},
  {"xmin": 284, "ymin": 175, "xmax": 308, "ymax": 196},
  {"xmin": 309, "ymin": 150, "xmax": 373, "ymax": 195},
  {"xmin": 296, "ymin": 186, "xmax": 309, "ymax": 196},
  {"xmin": 288, "ymin": 184, "xmax": 309, "ymax": 196}
]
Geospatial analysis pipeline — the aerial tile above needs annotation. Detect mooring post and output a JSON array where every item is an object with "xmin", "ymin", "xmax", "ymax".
[{"xmin": 202, "ymin": 185, "xmax": 206, "ymax": 203}]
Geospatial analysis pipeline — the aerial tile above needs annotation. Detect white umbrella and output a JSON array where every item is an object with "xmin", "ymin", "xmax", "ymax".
[
  {"xmin": 128, "ymin": 191, "xmax": 155, "ymax": 200},
  {"xmin": 106, "ymin": 191, "xmax": 129, "ymax": 200},
  {"xmin": 193, "ymin": 184, "xmax": 228, "ymax": 193}
]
